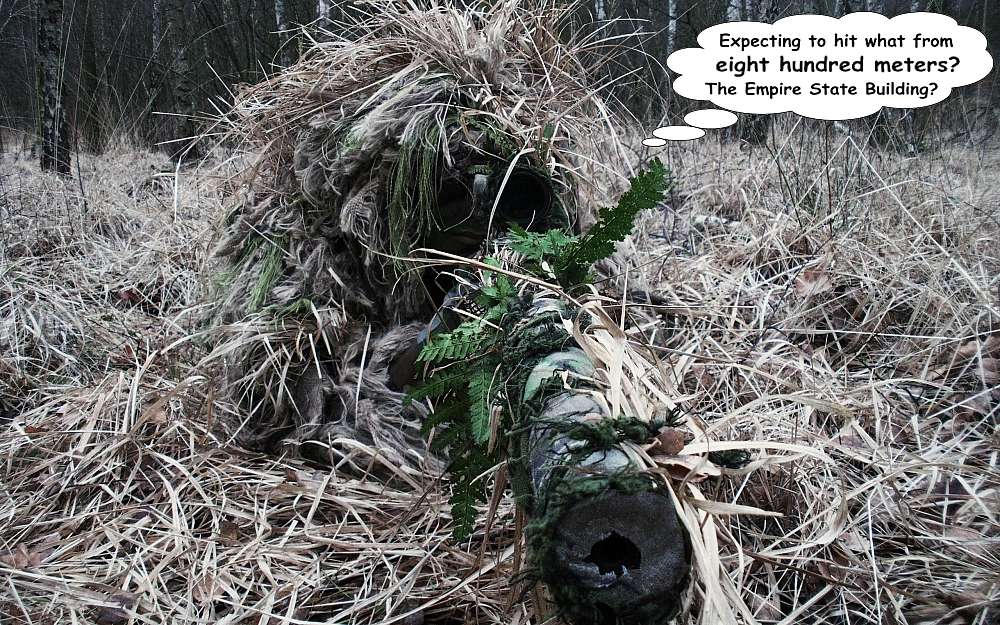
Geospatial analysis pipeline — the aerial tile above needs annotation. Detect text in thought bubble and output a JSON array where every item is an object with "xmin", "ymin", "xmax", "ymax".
[{"xmin": 643, "ymin": 11, "xmax": 994, "ymax": 145}]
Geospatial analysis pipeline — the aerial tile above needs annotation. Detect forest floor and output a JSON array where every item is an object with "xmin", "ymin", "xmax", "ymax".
[{"xmin": 1, "ymin": 127, "xmax": 997, "ymax": 624}]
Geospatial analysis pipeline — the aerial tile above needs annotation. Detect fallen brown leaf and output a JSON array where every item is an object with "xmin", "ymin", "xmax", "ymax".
[
  {"xmin": 655, "ymin": 427, "xmax": 686, "ymax": 455},
  {"xmin": 794, "ymin": 265, "xmax": 835, "ymax": 298}
]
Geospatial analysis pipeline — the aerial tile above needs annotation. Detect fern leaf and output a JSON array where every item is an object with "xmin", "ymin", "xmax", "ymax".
[
  {"xmin": 417, "ymin": 320, "xmax": 488, "ymax": 363},
  {"xmin": 449, "ymin": 485, "xmax": 479, "ymax": 540},
  {"xmin": 421, "ymin": 399, "xmax": 471, "ymax": 435},
  {"xmin": 509, "ymin": 226, "xmax": 577, "ymax": 261},
  {"xmin": 558, "ymin": 159, "xmax": 670, "ymax": 284},
  {"xmin": 406, "ymin": 367, "xmax": 471, "ymax": 402},
  {"xmin": 430, "ymin": 421, "xmax": 468, "ymax": 453},
  {"xmin": 468, "ymin": 366, "xmax": 496, "ymax": 445},
  {"xmin": 445, "ymin": 444, "xmax": 498, "ymax": 540}
]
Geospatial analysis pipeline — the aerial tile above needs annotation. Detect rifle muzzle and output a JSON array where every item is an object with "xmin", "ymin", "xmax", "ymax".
[
  {"xmin": 520, "ymin": 350, "xmax": 690, "ymax": 625},
  {"xmin": 544, "ymin": 488, "xmax": 689, "ymax": 624}
]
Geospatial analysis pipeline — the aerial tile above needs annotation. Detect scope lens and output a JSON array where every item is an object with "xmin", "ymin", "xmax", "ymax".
[{"xmin": 496, "ymin": 168, "xmax": 553, "ymax": 231}]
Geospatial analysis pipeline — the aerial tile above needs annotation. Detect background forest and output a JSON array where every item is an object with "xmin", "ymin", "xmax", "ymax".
[{"xmin": 0, "ymin": 0, "xmax": 998, "ymax": 164}]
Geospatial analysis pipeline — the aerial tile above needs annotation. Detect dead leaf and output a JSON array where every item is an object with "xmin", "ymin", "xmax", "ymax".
[
  {"xmin": 955, "ymin": 335, "xmax": 1000, "ymax": 360},
  {"xmin": 655, "ymin": 427, "xmax": 685, "ymax": 455},
  {"xmin": 794, "ymin": 265, "xmax": 835, "ymax": 298},
  {"xmin": 832, "ymin": 423, "xmax": 867, "ymax": 449},
  {"xmin": 141, "ymin": 400, "xmax": 169, "ymax": 424},
  {"xmin": 748, "ymin": 592, "xmax": 781, "ymax": 621},
  {"xmin": 0, "ymin": 544, "xmax": 41, "ymax": 569},
  {"xmin": 192, "ymin": 575, "xmax": 219, "ymax": 605},
  {"xmin": 94, "ymin": 605, "xmax": 128, "ymax": 625},
  {"xmin": 941, "ymin": 526, "xmax": 988, "ymax": 556},
  {"xmin": 117, "ymin": 287, "xmax": 140, "ymax": 304},
  {"xmin": 951, "ymin": 392, "xmax": 993, "ymax": 421},
  {"xmin": 979, "ymin": 357, "xmax": 999, "ymax": 384},
  {"xmin": 114, "ymin": 343, "xmax": 136, "ymax": 364},
  {"xmin": 839, "ymin": 528, "xmax": 871, "ymax": 553},
  {"xmin": 649, "ymin": 454, "xmax": 722, "ymax": 482},
  {"xmin": 219, "ymin": 520, "xmax": 241, "ymax": 547}
]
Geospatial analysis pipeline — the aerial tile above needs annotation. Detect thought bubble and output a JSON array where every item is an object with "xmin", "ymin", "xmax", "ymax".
[
  {"xmin": 642, "ymin": 11, "xmax": 994, "ymax": 145},
  {"xmin": 652, "ymin": 125, "xmax": 706, "ymax": 141},
  {"xmin": 684, "ymin": 109, "xmax": 739, "ymax": 129},
  {"xmin": 667, "ymin": 12, "xmax": 992, "ymax": 121}
]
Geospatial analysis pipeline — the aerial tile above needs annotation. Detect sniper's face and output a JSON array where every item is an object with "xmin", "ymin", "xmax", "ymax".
[
  {"xmin": 389, "ymin": 157, "xmax": 569, "ymax": 387},
  {"xmin": 423, "ymin": 163, "xmax": 567, "ymax": 257}
]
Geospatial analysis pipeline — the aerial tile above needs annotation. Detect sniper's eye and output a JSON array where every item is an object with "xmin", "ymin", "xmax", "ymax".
[{"xmin": 496, "ymin": 169, "xmax": 553, "ymax": 231}]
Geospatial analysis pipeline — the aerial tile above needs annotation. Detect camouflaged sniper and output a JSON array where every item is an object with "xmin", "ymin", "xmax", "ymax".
[{"xmin": 210, "ymin": 3, "xmax": 606, "ymax": 466}]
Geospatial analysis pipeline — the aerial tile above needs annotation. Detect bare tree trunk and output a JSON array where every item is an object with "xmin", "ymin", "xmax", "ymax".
[
  {"xmin": 152, "ymin": 0, "xmax": 162, "ymax": 50},
  {"xmin": 737, "ymin": 0, "xmax": 777, "ymax": 146},
  {"xmin": 594, "ymin": 0, "xmax": 606, "ymax": 20},
  {"xmin": 81, "ymin": 0, "xmax": 110, "ymax": 151},
  {"xmin": 38, "ymin": 0, "xmax": 70, "ymax": 175},
  {"xmin": 276, "ymin": 0, "xmax": 287, "ymax": 32},
  {"xmin": 672, "ymin": 1, "xmax": 728, "ymax": 117},
  {"xmin": 275, "ymin": 0, "xmax": 292, "ymax": 67},
  {"xmin": 165, "ymin": 0, "xmax": 200, "ymax": 161}
]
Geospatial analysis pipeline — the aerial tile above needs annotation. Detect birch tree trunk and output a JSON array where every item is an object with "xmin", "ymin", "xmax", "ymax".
[
  {"xmin": 38, "ymin": 0, "xmax": 70, "ymax": 175},
  {"xmin": 275, "ymin": 0, "xmax": 291, "ymax": 67},
  {"xmin": 165, "ymin": 0, "xmax": 199, "ymax": 161},
  {"xmin": 152, "ymin": 0, "xmax": 162, "ymax": 53}
]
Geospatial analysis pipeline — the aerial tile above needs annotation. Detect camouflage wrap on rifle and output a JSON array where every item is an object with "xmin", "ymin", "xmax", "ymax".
[{"xmin": 420, "ymin": 282, "xmax": 691, "ymax": 625}]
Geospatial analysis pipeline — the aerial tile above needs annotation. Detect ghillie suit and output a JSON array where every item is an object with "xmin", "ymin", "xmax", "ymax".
[{"xmin": 209, "ymin": 1, "xmax": 631, "ymax": 468}]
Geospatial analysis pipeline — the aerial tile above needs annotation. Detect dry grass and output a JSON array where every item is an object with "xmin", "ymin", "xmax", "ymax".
[
  {"xmin": 630, "ymin": 119, "xmax": 999, "ymax": 624},
  {"xmin": 2, "ymin": 118, "xmax": 998, "ymax": 625}
]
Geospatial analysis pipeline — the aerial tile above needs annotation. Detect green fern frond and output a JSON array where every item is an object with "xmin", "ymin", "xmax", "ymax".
[
  {"xmin": 406, "ymin": 366, "xmax": 472, "ymax": 402},
  {"xmin": 508, "ymin": 226, "xmax": 577, "ymax": 261},
  {"xmin": 418, "ymin": 320, "xmax": 494, "ymax": 363},
  {"xmin": 429, "ymin": 421, "xmax": 468, "ymax": 453},
  {"xmin": 468, "ymin": 365, "xmax": 497, "ymax": 444},
  {"xmin": 449, "ymin": 481, "xmax": 480, "ymax": 540},
  {"xmin": 446, "ymin": 442, "xmax": 498, "ymax": 540},
  {"xmin": 557, "ymin": 159, "xmax": 670, "ymax": 285},
  {"xmin": 420, "ymin": 399, "xmax": 471, "ymax": 435}
]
